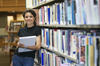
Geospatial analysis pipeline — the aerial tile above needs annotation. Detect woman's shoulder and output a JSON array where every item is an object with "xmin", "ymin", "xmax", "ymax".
[
  {"xmin": 19, "ymin": 27, "xmax": 26, "ymax": 31},
  {"xmin": 35, "ymin": 26, "xmax": 41, "ymax": 30}
]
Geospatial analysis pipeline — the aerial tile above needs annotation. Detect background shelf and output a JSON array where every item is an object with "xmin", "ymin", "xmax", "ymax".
[
  {"xmin": 1, "ymin": 49, "xmax": 9, "ymax": 53},
  {"xmin": 38, "ymin": 25, "xmax": 100, "ymax": 29},
  {"xmin": 34, "ymin": 59, "xmax": 41, "ymax": 66},
  {"xmin": 41, "ymin": 45, "xmax": 77, "ymax": 63},
  {"xmin": 33, "ymin": 0, "xmax": 64, "ymax": 9},
  {"xmin": 5, "ymin": 31, "xmax": 18, "ymax": 34}
]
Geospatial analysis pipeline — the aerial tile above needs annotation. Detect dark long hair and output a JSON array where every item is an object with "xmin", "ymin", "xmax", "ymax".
[{"xmin": 23, "ymin": 9, "xmax": 36, "ymax": 27}]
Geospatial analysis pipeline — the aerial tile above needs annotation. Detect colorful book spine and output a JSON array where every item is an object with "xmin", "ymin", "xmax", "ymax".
[{"xmin": 71, "ymin": 0, "xmax": 76, "ymax": 25}]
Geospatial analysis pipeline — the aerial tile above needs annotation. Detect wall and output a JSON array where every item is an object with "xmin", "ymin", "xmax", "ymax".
[
  {"xmin": 17, "ymin": 14, "xmax": 24, "ymax": 20},
  {"xmin": 0, "ymin": 12, "xmax": 8, "ymax": 36},
  {"xmin": 0, "ymin": 0, "xmax": 26, "ymax": 47},
  {"xmin": 7, "ymin": 14, "xmax": 24, "ymax": 26},
  {"xmin": 0, "ymin": 28, "xmax": 7, "ymax": 35},
  {"xmin": 0, "ymin": 0, "xmax": 25, "ymax": 7},
  {"xmin": 0, "ymin": 0, "xmax": 26, "ymax": 12},
  {"xmin": 0, "ymin": 12, "xmax": 7, "ymax": 28},
  {"xmin": 7, "ymin": 16, "xmax": 14, "ymax": 26},
  {"xmin": 0, "ymin": 12, "xmax": 8, "ymax": 47}
]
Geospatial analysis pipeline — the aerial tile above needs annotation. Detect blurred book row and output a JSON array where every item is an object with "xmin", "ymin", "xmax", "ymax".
[{"xmin": 5, "ymin": 26, "xmax": 21, "ymax": 32}]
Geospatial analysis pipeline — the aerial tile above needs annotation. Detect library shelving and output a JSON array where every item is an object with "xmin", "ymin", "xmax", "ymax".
[
  {"xmin": 2, "ymin": 20, "xmax": 25, "ymax": 63},
  {"xmin": 26, "ymin": 0, "xmax": 63, "ymax": 9},
  {"xmin": 41, "ymin": 45, "xmax": 77, "ymax": 63},
  {"xmin": 38, "ymin": 25, "xmax": 100, "ymax": 29},
  {"xmin": 1, "ymin": 49, "xmax": 9, "ymax": 53},
  {"xmin": 26, "ymin": 0, "xmax": 100, "ymax": 66},
  {"xmin": 3, "ymin": 20, "xmax": 25, "ymax": 49},
  {"xmin": 34, "ymin": 59, "xmax": 41, "ymax": 66},
  {"xmin": 5, "ymin": 31, "xmax": 18, "ymax": 34},
  {"xmin": 32, "ymin": 0, "xmax": 63, "ymax": 9}
]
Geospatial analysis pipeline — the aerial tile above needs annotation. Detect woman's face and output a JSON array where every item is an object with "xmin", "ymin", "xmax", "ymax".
[{"xmin": 24, "ymin": 12, "xmax": 35, "ymax": 25}]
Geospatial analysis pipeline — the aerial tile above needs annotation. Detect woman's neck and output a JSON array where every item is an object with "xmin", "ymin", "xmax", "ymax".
[{"xmin": 27, "ymin": 24, "xmax": 34, "ymax": 28}]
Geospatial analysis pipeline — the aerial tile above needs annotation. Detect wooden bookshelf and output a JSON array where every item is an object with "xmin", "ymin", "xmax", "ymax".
[
  {"xmin": 41, "ymin": 45, "xmax": 77, "ymax": 63},
  {"xmin": 2, "ymin": 20, "xmax": 24, "ymax": 53},
  {"xmin": 3, "ymin": 42, "xmax": 17, "ymax": 46},
  {"xmin": 10, "ymin": 43, "xmax": 17, "ymax": 46},
  {"xmin": 1, "ymin": 50, "xmax": 9, "ymax": 55},
  {"xmin": 2, "ymin": 42, "xmax": 9, "ymax": 44},
  {"xmin": 5, "ymin": 31, "xmax": 18, "ymax": 34},
  {"xmin": 9, "ymin": 20, "xmax": 25, "ymax": 27},
  {"xmin": 1, "ymin": 50, "xmax": 9, "ymax": 53},
  {"xmin": 1, "ymin": 48, "xmax": 9, "ymax": 55}
]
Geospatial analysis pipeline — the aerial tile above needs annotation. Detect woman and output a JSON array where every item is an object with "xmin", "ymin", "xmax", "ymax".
[{"xmin": 10, "ymin": 9, "xmax": 41, "ymax": 66}]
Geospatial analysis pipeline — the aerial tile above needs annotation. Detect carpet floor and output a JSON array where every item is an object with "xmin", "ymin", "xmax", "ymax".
[{"xmin": 0, "ymin": 48, "xmax": 10, "ymax": 66}]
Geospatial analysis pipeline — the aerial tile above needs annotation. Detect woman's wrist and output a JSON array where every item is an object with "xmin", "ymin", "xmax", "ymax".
[{"xmin": 24, "ymin": 45, "xmax": 27, "ymax": 50}]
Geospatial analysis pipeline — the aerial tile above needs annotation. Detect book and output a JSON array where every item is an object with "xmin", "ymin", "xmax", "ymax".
[
  {"xmin": 18, "ymin": 36, "xmax": 36, "ymax": 52},
  {"xmin": 26, "ymin": 0, "xmax": 33, "ymax": 8},
  {"xmin": 33, "ymin": 9, "xmax": 39, "ymax": 25},
  {"xmin": 60, "ymin": 63, "xmax": 70, "ymax": 66},
  {"xmin": 75, "ymin": 64, "xmax": 85, "ymax": 66},
  {"xmin": 88, "ymin": 37, "xmax": 94, "ymax": 66}
]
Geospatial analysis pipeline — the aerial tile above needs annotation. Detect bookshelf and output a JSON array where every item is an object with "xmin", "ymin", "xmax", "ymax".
[
  {"xmin": 33, "ymin": 0, "xmax": 55, "ymax": 8},
  {"xmin": 1, "ymin": 49, "xmax": 9, "ymax": 55},
  {"xmin": 26, "ymin": 0, "xmax": 63, "ymax": 9},
  {"xmin": 2, "ymin": 20, "xmax": 25, "ymax": 63},
  {"xmin": 33, "ymin": 0, "xmax": 63, "ymax": 9},
  {"xmin": 41, "ymin": 45, "xmax": 77, "ymax": 63},
  {"xmin": 34, "ymin": 59, "xmax": 41, "ymax": 66},
  {"xmin": 5, "ymin": 31, "xmax": 18, "ymax": 34},
  {"xmin": 26, "ymin": 0, "xmax": 100, "ymax": 66},
  {"xmin": 2, "ymin": 20, "xmax": 25, "ymax": 52}
]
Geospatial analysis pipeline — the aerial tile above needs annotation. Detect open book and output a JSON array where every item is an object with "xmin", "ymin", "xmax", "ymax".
[{"xmin": 18, "ymin": 36, "xmax": 36, "ymax": 52}]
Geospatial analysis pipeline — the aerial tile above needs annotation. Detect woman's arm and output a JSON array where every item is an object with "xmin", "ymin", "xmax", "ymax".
[{"xmin": 18, "ymin": 35, "xmax": 41, "ymax": 50}]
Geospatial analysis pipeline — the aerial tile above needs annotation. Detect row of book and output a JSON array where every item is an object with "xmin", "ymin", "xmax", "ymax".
[
  {"xmin": 26, "ymin": 0, "xmax": 51, "ymax": 8},
  {"xmin": 33, "ymin": 0, "xmax": 50, "ymax": 7},
  {"xmin": 5, "ymin": 25, "xmax": 21, "ymax": 32},
  {"xmin": 10, "ymin": 22, "xmax": 24, "ymax": 26},
  {"xmin": 41, "ymin": 28, "xmax": 99, "ymax": 54},
  {"xmin": 41, "ymin": 49, "xmax": 76, "ymax": 66},
  {"xmin": 40, "ymin": 37, "xmax": 100, "ymax": 66},
  {"xmin": 39, "ymin": 2, "xmax": 66, "ymax": 25},
  {"xmin": 34, "ymin": 49, "xmax": 85, "ymax": 66},
  {"xmin": 41, "ymin": 28, "xmax": 100, "ymax": 66},
  {"xmin": 26, "ymin": 0, "xmax": 100, "ymax": 25},
  {"xmin": 3, "ymin": 36, "xmax": 18, "ymax": 43},
  {"xmin": 2, "ymin": 45, "xmax": 11, "ymax": 52},
  {"xmin": 38, "ymin": 0, "xmax": 100, "ymax": 25}
]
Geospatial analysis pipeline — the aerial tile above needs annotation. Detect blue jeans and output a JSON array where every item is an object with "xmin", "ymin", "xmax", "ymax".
[{"xmin": 12, "ymin": 55, "xmax": 34, "ymax": 66}]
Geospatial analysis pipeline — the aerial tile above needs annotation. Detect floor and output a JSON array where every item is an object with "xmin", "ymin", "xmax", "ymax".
[
  {"xmin": 0, "ymin": 48, "xmax": 40, "ymax": 66},
  {"xmin": 0, "ymin": 48, "xmax": 10, "ymax": 66}
]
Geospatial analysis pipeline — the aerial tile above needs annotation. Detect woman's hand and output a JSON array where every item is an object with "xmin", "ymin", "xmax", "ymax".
[
  {"xmin": 17, "ymin": 42, "xmax": 25, "ymax": 48},
  {"xmin": 10, "ymin": 62, "xmax": 13, "ymax": 66}
]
